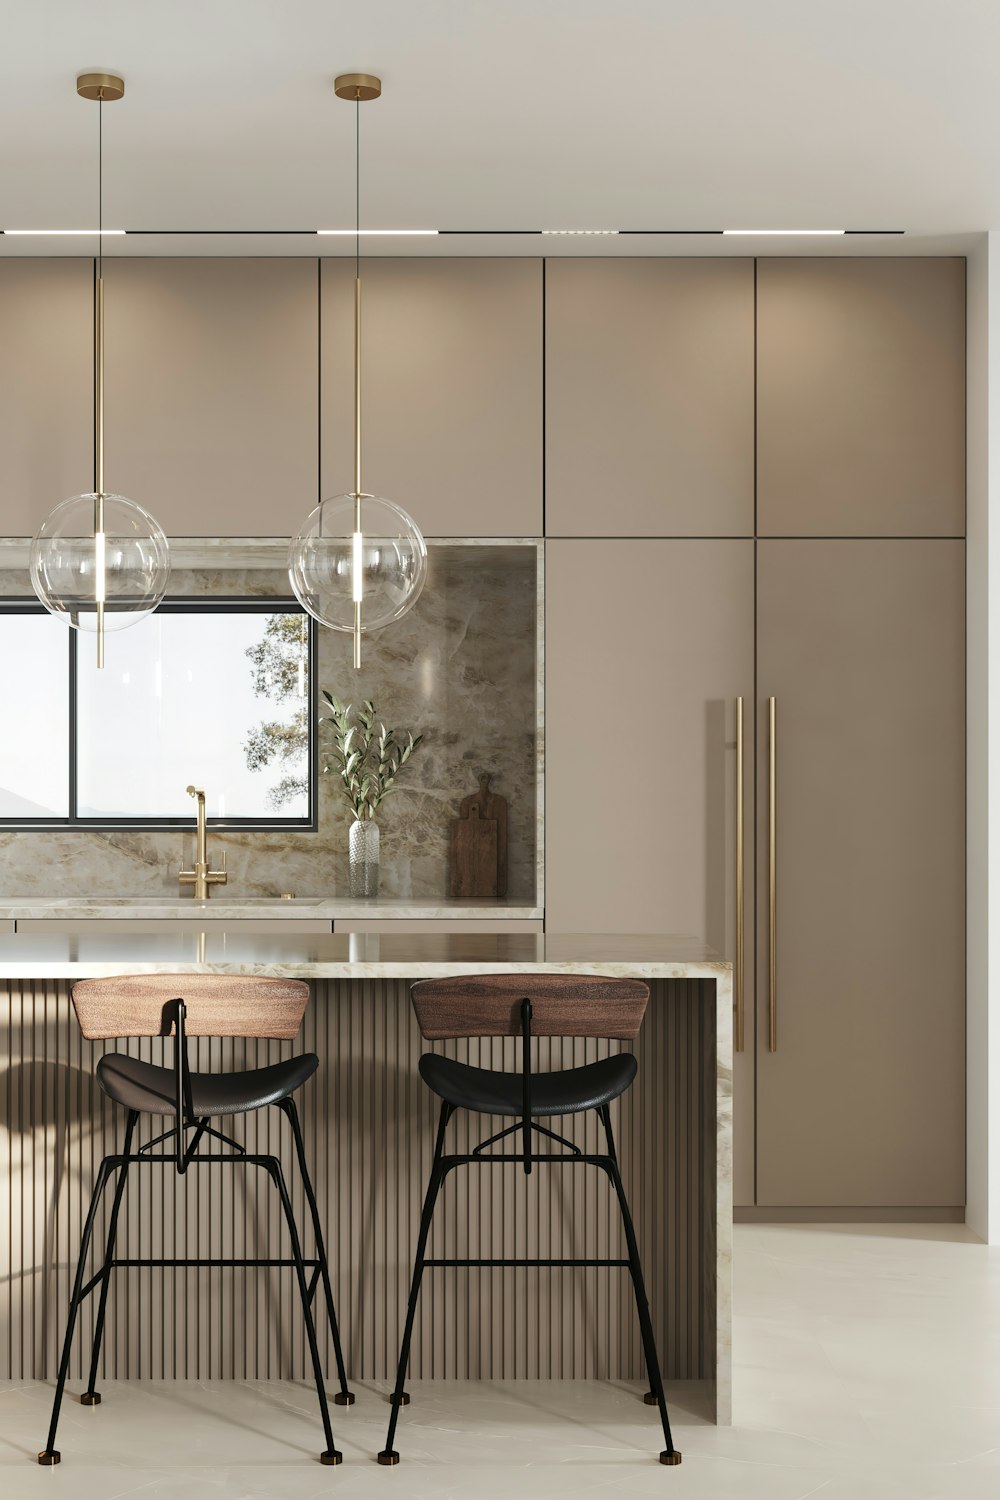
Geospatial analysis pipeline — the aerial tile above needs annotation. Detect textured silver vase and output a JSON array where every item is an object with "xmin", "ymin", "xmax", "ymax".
[{"xmin": 349, "ymin": 818, "xmax": 380, "ymax": 897}]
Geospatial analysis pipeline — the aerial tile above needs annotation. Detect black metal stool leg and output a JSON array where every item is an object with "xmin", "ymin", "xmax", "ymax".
[
  {"xmin": 599, "ymin": 1108, "xmax": 681, "ymax": 1466},
  {"xmin": 81, "ymin": 1110, "xmax": 137, "ymax": 1406},
  {"xmin": 38, "ymin": 1158, "xmax": 114, "ymax": 1465},
  {"xmin": 265, "ymin": 1155, "xmax": 342, "ymax": 1466},
  {"xmin": 279, "ymin": 1098, "xmax": 354, "ymax": 1406},
  {"xmin": 597, "ymin": 1106, "xmax": 667, "ymax": 1415},
  {"xmin": 378, "ymin": 1102, "xmax": 452, "ymax": 1465}
]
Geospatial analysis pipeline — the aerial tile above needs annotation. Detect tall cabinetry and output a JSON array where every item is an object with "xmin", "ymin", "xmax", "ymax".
[
  {"xmin": 546, "ymin": 257, "xmax": 966, "ymax": 1211},
  {"xmin": 545, "ymin": 257, "xmax": 758, "ymax": 1196}
]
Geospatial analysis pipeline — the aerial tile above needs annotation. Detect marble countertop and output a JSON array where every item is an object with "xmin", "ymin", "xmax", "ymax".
[
  {"xmin": 0, "ymin": 896, "xmax": 543, "ymax": 921},
  {"xmin": 0, "ymin": 930, "xmax": 729, "ymax": 980}
]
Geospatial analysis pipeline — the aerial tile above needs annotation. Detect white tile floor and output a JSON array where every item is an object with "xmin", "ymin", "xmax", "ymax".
[{"xmin": 2, "ymin": 1223, "xmax": 999, "ymax": 1498}]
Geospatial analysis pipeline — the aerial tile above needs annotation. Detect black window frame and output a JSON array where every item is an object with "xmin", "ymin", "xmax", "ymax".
[{"xmin": 0, "ymin": 596, "xmax": 318, "ymax": 833}]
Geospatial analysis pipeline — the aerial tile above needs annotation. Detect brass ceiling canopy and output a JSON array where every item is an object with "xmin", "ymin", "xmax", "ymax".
[
  {"xmin": 76, "ymin": 72, "xmax": 125, "ymax": 103},
  {"xmin": 334, "ymin": 72, "xmax": 381, "ymax": 102}
]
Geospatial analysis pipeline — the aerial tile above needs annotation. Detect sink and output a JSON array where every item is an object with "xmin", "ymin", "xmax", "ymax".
[{"xmin": 48, "ymin": 896, "xmax": 324, "ymax": 908}]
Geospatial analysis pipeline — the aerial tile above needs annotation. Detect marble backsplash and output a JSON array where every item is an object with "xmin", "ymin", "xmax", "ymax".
[{"xmin": 0, "ymin": 546, "xmax": 540, "ymax": 903}]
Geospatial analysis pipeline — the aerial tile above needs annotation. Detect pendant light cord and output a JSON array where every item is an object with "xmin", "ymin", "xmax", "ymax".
[
  {"xmin": 352, "ymin": 91, "xmax": 363, "ymax": 667},
  {"xmin": 353, "ymin": 92, "xmax": 362, "ymax": 498},
  {"xmin": 95, "ymin": 94, "xmax": 104, "ymax": 498},
  {"xmin": 95, "ymin": 92, "xmax": 105, "ymax": 667},
  {"xmin": 98, "ymin": 96, "xmax": 103, "ymax": 278}
]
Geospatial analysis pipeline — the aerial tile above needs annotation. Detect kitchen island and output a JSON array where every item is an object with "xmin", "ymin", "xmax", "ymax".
[{"xmin": 0, "ymin": 931, "xmax": 731, "ymax": 1420}]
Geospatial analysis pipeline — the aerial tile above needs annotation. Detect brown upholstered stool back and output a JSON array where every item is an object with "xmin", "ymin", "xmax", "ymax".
[
  {"xmin": 71, "ymin": 973, "xmax": 310, "ymax": 1041},
  {"xmin": 410, "ymin": 972, "xmax": 649, "ymax": 1040}
]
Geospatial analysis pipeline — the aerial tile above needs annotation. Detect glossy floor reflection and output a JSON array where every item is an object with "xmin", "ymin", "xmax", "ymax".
[{"xmin": 1, "ymin": 1224, "xmax": 998, "ymax": 1498}]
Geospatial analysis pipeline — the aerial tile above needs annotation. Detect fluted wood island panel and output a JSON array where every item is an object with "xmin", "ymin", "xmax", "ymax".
[{"xmin": 0, "ymin": 933, "xmax": 731, "ymax": 1419}]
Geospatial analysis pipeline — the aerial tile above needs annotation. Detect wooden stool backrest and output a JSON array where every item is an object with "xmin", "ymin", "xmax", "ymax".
[
  {"xmin": 410, "ymin": 972, "xmax": 649, "ymax": 1041},
  {"xmin": 71, "ymin": 973, "xmax": 310, "ymax": 1041}
]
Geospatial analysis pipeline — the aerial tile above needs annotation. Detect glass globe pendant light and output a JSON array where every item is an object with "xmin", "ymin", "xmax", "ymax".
[
  {"xmin": 30, "ymin": 73, "xmax": 169, "ymax": 668},
  {"xmin": 288, "ymin": 73, "xmax": 426, "ymax": 669}
]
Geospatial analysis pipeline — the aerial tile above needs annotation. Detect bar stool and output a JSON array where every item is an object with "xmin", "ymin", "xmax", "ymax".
[
  {"xmin": 379, "ymin": 971, "xmax": 681, "ymax": 1467},
  {"xmin": 38, "ymin": 973, "xmax": 353, "ymax": 1468}
]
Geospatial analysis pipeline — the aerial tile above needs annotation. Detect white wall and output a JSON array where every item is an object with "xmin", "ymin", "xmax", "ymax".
[{"xmin": 967, "ymin": 233, "xmax": 1000, "ymax": 1242}]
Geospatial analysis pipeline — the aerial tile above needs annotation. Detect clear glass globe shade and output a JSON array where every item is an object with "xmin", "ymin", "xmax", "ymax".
[
  {"xmin": 29, "ymin": 493, "xmax": 170, "ymax": 633},
  {"xmin": 288, "ymin": 493, "xmax": 428, "ymax": 633}
]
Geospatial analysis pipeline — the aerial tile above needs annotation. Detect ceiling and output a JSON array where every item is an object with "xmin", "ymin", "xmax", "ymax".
[{"xmin": 0, "ymin": 0, "xmax": 995, "ymax": 258}]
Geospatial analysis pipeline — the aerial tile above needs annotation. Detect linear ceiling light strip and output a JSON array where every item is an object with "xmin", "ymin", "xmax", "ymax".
[
  {"xmin": 721, "ymin": 228, "xmax": 846, "ymax": 236},
  {"xmin": 2, "ymin": 228, "xmax": 127, "ymax": 235}
]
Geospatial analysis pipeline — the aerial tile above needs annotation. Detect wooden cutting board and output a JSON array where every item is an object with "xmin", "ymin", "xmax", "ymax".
[
  {"xmin": 449, "ymin": 807, "xmax": 498, "ymax": 899},
  {"xmin": 449, "ymin": 773, "xmax": 508, "ymax": 899}
]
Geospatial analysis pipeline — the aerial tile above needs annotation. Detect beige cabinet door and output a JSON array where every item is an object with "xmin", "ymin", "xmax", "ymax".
[
  {"xmin": 321, "ymin": 259, "xmax": 542, "ymax": 536},
  {"xmin": 757, "ymin": 259, "xmax": 966, "ymax": 537},
  {"xmin": 103, "ymin": 260, "xmax": 318, "ymax": 536},
  {"xmin": 756, "ymin": 541, "xmax": 965, "ymax": 1207},
  {"xmin": 0, "ymin": 260, "xmax": 93, "ymax": 537},
  {"xmin": 545, "ymin": 260, "xmax": 755, "ymax": 537},
  {"xmin": 546, "ymin": 540, "xmax": 756, "ymax": 1203}
]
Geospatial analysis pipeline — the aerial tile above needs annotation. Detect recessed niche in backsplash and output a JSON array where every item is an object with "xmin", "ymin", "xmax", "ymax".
[{"xmin": 0, "ymin": 543, "xmax": 541, "ymax": 903}]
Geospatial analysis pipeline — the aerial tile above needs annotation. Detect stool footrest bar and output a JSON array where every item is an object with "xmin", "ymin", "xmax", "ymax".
[
  {"xmin": 423, "ymin": 1257, "xmax": 630, "ymax": 1268},
  {"xmin": 442, "ymin": 1152, "xmax": 613, "ymax": 1168},
  {"xmin": 122, "ymin": 1152, "xmax": 273, "ymax": 1166},
  {"xmin": 110, "ymin": 1257, "xmax": 321, "ymax": 1269}
]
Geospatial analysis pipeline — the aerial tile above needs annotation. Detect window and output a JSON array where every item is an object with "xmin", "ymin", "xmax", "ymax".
[
  {"xmin": 0, "ymin": 611, "xmax": 70, "ymax": 818},
  {"xmin": 0, "ymin": 600, "xmax": 315, "ymax": 829}
]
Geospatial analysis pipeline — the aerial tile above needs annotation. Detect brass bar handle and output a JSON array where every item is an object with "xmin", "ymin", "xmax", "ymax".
[
  {"xmin": 734, "ymin": 697, "xmax": 745, "ymax": 1053},
  {"xmin": 768, "ymin": 696, "xmax": 777, "ymax": 1052}
]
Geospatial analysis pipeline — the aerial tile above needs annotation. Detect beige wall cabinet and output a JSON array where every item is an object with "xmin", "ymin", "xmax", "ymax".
[
  {"xmin": 321, "ymin": 259, "xmax": 542, "ymax": 537},
  {"xmin": 103, "ymin": 259, "xmax": 318, "ymax": 536},
  {"xmin": 545, "ymin": 538, "xmax": 756, "ymax": 1201},
  {"xmin": 545, "ymin": 260, "xmax": 755, "ymax": 537},
  {"xmin": 755, "ymin": 540, "xmax": 965, "ymax": 1206},
  {"xmin": 0, "ymin": 260, "xmax": 93, "ymax": 537},
  {"xmin": 757, "ymin": 259, "xmax": 966, "ymax": 538}
]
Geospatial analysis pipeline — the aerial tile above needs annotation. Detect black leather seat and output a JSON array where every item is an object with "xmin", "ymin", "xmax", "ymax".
[
  {"xmin": 97, "ymin": 1051, "xmax": 319, "ymax": 1117},
  {"xmin": 418, "ymin": 1051, "xmax": 637, "ymax": 1117}
]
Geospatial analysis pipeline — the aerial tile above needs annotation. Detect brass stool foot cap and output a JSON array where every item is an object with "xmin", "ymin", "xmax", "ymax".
[
  {"xmin": 37, "ymin": 1451, "xmax": 61, "ymax": 1466},
  {"xmin": 320, "ymin": 1450, "xmax": 343, "ymax": 1466},
  {"xmin": 660, "ymin": 1450, "xmax": 683, "ymax": 1466},
  {"xmin": 334, "ymin": 1391, "xmax": 355, "ymax": 1406},
  {"xmin": 80, "ymin": 1391, "xmax": 101, "ymax": 1406},
  {"xmin": 643, "ymin": 1391, "xmax": 658, "ymax": 1405},
  {"xmin": 378, "ymin": 1451, "xmax": 400, "ymax": 1465}
]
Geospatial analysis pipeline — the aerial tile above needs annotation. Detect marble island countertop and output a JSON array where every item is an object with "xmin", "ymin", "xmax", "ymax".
[
  {"xmin": 0, "ymin": 895, "xmax": 543, "ymax": 921},
  {"xmin": 0, "ymin": 930, "xmax": 729, "ymax": 980}
]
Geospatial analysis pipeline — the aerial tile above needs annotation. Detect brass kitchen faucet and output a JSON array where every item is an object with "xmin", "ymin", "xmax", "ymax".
[{"xmin": 178, "ymin": 786, "xmax": 227, "ymax": 899}]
